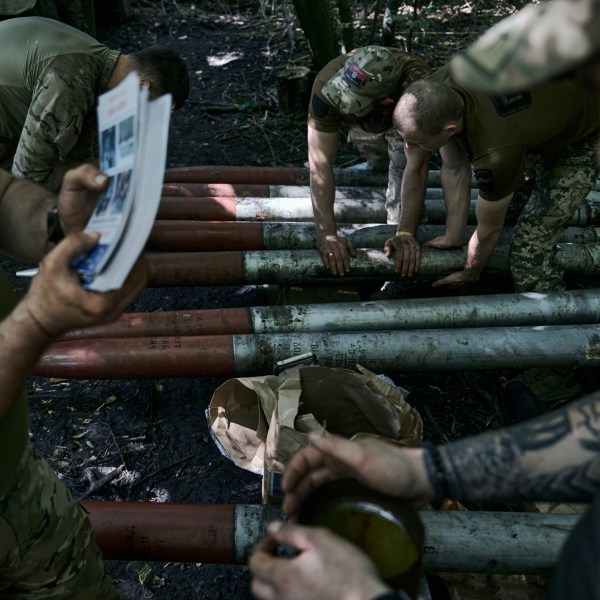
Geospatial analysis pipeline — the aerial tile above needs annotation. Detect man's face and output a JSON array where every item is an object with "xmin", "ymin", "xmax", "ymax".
[{"xmin": 401, "ymin": 128, "xmax": 454, "ymax": 152}]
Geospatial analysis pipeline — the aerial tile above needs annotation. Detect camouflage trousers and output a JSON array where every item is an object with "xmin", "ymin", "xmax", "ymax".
[
  {"xmin": 347, "ymin": 125, "xmax": 406, "ymax": 224},
  {"xmin": 509, "ymin": 135, "xmax": 599, "ymax": 292},
  {"xmin": 0, "ymin": 441, "xmax": 118, "ymax": 599},
  {"xmin": 0, "ymin": 271, "xmax": 114, "ymax": 598}
]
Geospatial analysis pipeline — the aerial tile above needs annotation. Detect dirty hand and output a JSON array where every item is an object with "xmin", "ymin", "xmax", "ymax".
[
  {"xmin": 423, "ymin": 235, "xmax": 463, "ymax": 250},
  {"xmin": 249, "ymin": 521, "xmax": 391, "ymax": 600},
  {"xmin": 56, "ymin": 163, "xmax": 109, "ymax": 234},
  {"xmin": 281, "ymin": 433, "xmax": 433, "ymax": 519},
  {"xmin": 23, "ymin": 232, "xmax": 147, "ymax": 339},
  {"xmin": 318, "ymin": 234, "xmax": 356, "ymax": 276},
  {"xmin": 384, "ymin": 234, "xmax": 420, "ymax": 277},
  {"xmin": 432, "ymin": 269, "xmax": 480, "ymax": 289}
]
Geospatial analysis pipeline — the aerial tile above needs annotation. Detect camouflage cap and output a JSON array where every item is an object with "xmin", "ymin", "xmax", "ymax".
[
  {"xmin": 449, "ymin": 0, "xmax": 600, "ymax": 93},
  {"xmin": 322, "ymin": 46, "xmax": 401, "ymax": 114}
]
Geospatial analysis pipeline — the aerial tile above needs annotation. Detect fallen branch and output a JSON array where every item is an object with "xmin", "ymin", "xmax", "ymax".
[{"xmin": 79, "ymin": 464, "xmax": 125, "ymax": 500}]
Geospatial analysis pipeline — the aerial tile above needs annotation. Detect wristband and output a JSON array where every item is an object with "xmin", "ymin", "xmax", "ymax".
[
  {"xmin": 423, "ymin": 442, "xmax": 449, "ymax": 509},
  {"xmin": 46, "ymin": 206, "xmax": 64, "ymax": 250},
  {"xmin": 396, "ymin": 230, "xmax": 414, "ymax": 237}
]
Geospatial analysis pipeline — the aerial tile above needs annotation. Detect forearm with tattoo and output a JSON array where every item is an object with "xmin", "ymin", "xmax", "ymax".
[{"xmin": 437, "ymin": 392, "xmax": 600, "ymax": 502}]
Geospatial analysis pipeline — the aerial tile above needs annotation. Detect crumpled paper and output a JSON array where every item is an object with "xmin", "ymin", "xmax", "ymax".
[{"xmin": 206, "ymin": 364, "xmax": 423, "ymax": 502}]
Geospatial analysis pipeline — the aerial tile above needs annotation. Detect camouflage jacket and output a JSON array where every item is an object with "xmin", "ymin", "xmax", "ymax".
[{"xmin": 0, "ymin": 16, "xmax": 118, "ymax": 190}]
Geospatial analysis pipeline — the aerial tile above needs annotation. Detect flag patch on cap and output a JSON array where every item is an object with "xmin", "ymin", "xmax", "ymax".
[{"xmin": 343, "ymin": 62, "xmax": 369, "ymax": 87}]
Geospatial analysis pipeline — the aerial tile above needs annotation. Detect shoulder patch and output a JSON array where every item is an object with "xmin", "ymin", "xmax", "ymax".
[
  {"xmin": 474, "ymin": 168, "xmax": 496, "ymax": 195},
  {"xmin": 488, "ymin": 91, "xmax": 532, "ymax": 117},
  {"xmin": 312, "ymin": 95, "xmax": 331, "ymax": 118}
]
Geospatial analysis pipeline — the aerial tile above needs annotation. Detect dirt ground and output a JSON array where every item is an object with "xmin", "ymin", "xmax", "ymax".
[{"xmin": 5, "ymin": 1, "xmax": 600, "ymax": 599}]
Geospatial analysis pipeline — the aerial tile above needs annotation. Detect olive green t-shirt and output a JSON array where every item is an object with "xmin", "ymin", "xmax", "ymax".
[
  {"xmin": 308, "ymin": 49, "xmax": 432, "ymax": 134},
  {"xmin": 432, "ymin": 66, "xmax": 600, "ymax": 201}
]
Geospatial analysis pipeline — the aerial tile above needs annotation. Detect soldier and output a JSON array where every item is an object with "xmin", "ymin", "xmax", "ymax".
[
  {"xmin": 0, "ymin": 16, "xmax": 189, "ymax": 192},
  {"xmin": 309, "ymin": 47, "xmax": 416, "ymax": 275},
  {"xmin": 0, "ymin": 164, "xmax": 146, "ymax": 597},
  {"xmin": 310, "ymin": 46, "xmax": 473, "ymax": 280},
  {"xmin": 390, "ymin": 28, "xmax": 600, "ymax": 404}
]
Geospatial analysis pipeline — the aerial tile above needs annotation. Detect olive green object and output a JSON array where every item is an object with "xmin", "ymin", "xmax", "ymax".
[{"xmin": 297, "ymin": 478, "xmax": 424, "ymax": 598}]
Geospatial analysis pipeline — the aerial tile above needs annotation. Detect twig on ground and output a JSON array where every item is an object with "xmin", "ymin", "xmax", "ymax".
[
  {"xmin": 79, "ymin": 464, "xmax": 125, "ymax": 500},
  {"xmin": 127, "ymin": 453, "xmax": 197, "ymax": 491},
  {"xmin": 103, "ymin": 420, "xmax": 127, "ymax": 469}
]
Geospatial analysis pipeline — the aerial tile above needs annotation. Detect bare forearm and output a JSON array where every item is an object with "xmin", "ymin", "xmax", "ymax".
[
  {"xmin": 441, "ymin": 163, "xmax": 472, "ymax": 245},
  {"xmin": 438, "ymin": 392, "xmax": 600, "ymax": 503},
  {"xmin": 310, "ymin": 166, "xmax": 338, "ymax": 239},
  {"xmin": 464, "ymin": 194, "xmax": 511, "ymax": 272},
  {"xmin": 0, "ymin": 301, "xmax": 52, "ymax": 421},
  {"xmin": 464, "ymin": 226, "xmax": 501, "ymax": 272},
  {"xmin": 308, "ymin": 128, "xmax": 340, "ymax": 240},
  {"xmin": 397, "ymin": 165, "xmax": 428, "ymax": 233}
]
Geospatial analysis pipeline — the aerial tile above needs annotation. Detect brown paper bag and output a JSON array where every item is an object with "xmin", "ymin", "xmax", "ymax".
[{"xmin": 206, "ymin": 364, "xmax": 423, "ymax": 503}]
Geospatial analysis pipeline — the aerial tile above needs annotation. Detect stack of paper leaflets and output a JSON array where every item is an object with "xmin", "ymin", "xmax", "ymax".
[{"xmin": 71, "ymin": 71, "xmax": 171, "ymax": 291}]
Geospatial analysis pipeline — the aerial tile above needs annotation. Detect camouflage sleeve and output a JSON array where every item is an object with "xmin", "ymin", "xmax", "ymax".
[
  {"xmin": 307, "ymin": 55, "xmax": 346, "ymax": 133},
  {"xmin": 13, "ymin": 54, "xmax": 97, "ymax": 192}
]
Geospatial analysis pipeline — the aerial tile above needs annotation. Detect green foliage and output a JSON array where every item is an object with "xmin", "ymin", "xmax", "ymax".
[{"xmin": 388, "ymin": 1, "xmax": 436, "ymax": 53}]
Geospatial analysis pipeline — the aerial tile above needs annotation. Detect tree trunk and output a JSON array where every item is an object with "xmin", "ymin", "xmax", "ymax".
[
  {"xmin": 336, "ymin": 0, "xmax": 354, "ymax": 52},
  {"xmin": 382, "ymin": 0, "xmax": 400, "ymax": 46},
  {"xmin": 290, "ymin": 0, "xmax": 339, "ymax": 69}
]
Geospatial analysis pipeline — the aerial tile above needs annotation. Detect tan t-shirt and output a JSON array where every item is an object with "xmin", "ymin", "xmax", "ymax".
[{"xmin": 432, "ymin": 66, "xmax": 600, "ymax": 200}]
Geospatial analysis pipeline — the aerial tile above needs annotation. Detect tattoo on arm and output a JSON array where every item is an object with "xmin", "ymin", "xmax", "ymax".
[{"xmin": 438, "ymin": 392, "xmax": 600, "ymax": 503}]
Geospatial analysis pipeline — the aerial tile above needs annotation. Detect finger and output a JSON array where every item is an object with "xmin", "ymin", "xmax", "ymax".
[
  {"xmin": 399, "ymin": 250, "xmax": 415, "ymax": 277},
  {"xmin": 252, "ymin": 534, "xmax": 278, "ymax": 559},
  {"xmin": 394, "ymin": 249, "xmax": 404, "ymax": 273},
  {"xmin": 347, "ymin": 239, "xmax": 357, "ymax": 257},
  {"xmin": 399, "ymin": 245, "xmax": 420, "ymax": 277},
  {"xmin": 406, "ymin": 246, "xmax": 420, "ymax": 277},
  {"xmin": 43, "ymin": 232, "xmax": 100, "ymax": 268},
  {"xmin": 307, "ymin": 432, "xmax": 361, "ymax": 466},
  {"xmin": 285, "ymin": 436, "xmax": 362, "ymax": 513},
  {"xmin": 340, "ymin": 250, "xmax": 351, "ymax": 274},
  {"xmin": 61, "ymin": 163, "xmax": 107, "ymax": 193},
  {"xmin": 323, "ymin": 249, "xmax": 339, "ymax": 276},
  {"xmin": 249, "ymin": 540, "xmax": 281, "ymax": 598},
  {"xmin": 333, "ymin": 254, "xmax": 346, "ymax": 276},
  {"xmin": 250, "ymin": 577, "xmax": 276, "ymax": 600},
  {"xmin": 431, "ymin": 276, "xmax": 449, "ymax": 288},
  {"xmin": 267, "ymin": 521, "xmax": 315, "ymax": 553},
  {"xmin": 282, "ymin": 467, "xmax": 335, "ymax": 518},
  {"xmin": 282, "ymin": 445, "xmax": 325, "ymax": 493}
]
